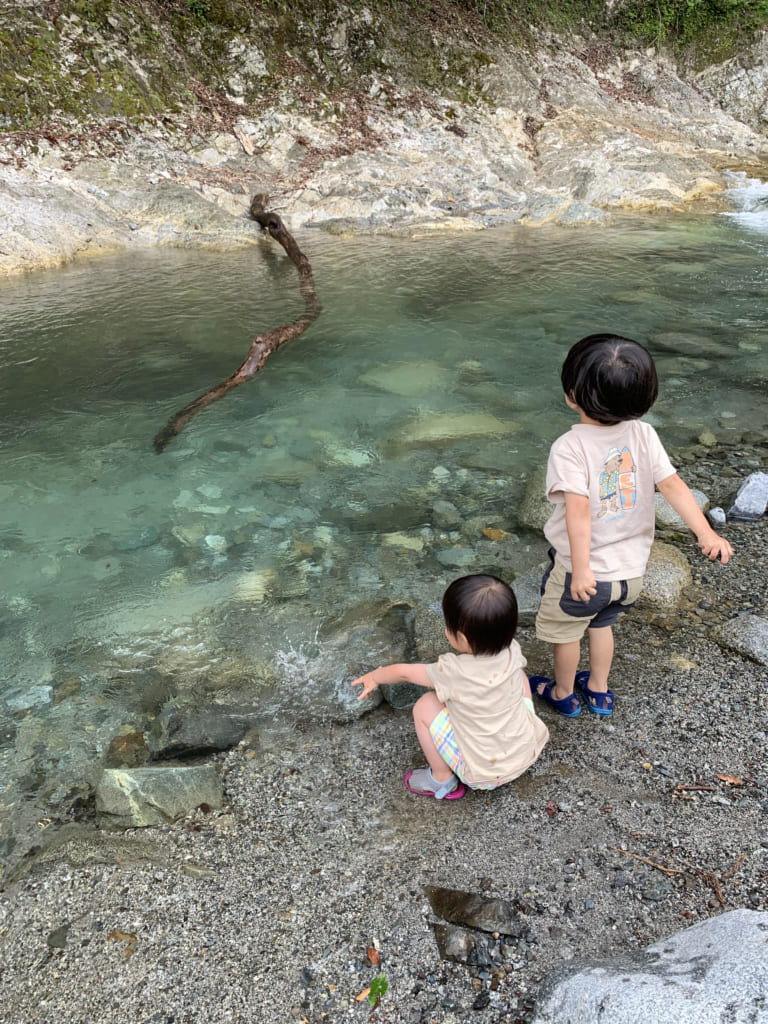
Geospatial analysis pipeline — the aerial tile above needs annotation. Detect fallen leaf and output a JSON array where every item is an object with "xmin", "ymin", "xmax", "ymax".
[
  {"xmin": 717, "ymin": 774, "xmax": 744, "ymax": 786},
  {"xmin": 366, "ymin": 946, "xmax": 380, "ymax": 967},
  {"xmin": 107, "ymin": 929, "xmax": 138, "ymax": 960},
  {"xmin": 545, "ymin": 799, "xmax": 557, "ymax": 818}
]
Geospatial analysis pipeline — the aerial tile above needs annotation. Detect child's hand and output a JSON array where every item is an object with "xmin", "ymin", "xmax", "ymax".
[
  {"xmin": 570, "ymin": 569, "xmax": 598, "ymax": 603},
  {"xmin": 698, "ymin": 531, "xmax": 733, "ymax": 564},
  {"xmin": 351, "ymin": 671, "xmax": 379, "ymax": 701}
]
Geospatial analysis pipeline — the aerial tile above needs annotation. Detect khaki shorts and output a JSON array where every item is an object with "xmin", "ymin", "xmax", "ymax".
[{"xmin": 535, "ymin": 554, "xmax": 643, "ymax": 644}]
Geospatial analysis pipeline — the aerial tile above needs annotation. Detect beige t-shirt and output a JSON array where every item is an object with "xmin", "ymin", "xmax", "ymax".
[
  {"xmin": 425, "ymin": 641, "xmax": 549, "ymax": 787},
  {"xmin": 543, "ymin": 419, "xmax": 676, "ymax": 580}
]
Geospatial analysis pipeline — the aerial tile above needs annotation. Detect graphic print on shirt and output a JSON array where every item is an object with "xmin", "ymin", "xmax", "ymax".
[{"xmin": 598, "ymin": 446, "xmax": 636, "ymax": 519}]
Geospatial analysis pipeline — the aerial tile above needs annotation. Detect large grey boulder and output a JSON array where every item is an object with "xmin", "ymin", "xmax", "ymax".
[
  {"xmin": 640, "ymin": 541, "xmax": 692, "ymax": 609},
  {"xmin": 655, "ymin": 488, "xmax": 709, "ymax": 533},
  {"xmin": 518, "ymin": 467, "xmax": 551, "ymax": 533},
  {"xmin": 95, "ymin": 766, "xmax": 224, "ymax": 827},
  {"xmin": 531, "ymin": 909, "xmax": 768, "ymax": 1024}
]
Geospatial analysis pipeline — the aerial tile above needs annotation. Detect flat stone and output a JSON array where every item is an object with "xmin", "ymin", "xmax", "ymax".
[
  {"xmin": 436, "ymin": 546, "xmax": 477, "ymax": 568},
  {"xmin": 360, "ymin": 360, "xmax": 453, "ymax": 396},
  {"xmin": 530, "ymin": 909, "xmax": 768, "ymax": 1024},
  {"xmin": 425, "ymin": 885, "xmax": 527, "ymax": 937},
  {"xmin": 95, "ymin": 766, "xmax": 224, "ymax": 828},
  {"xmin": 387, "ymin": 413, "xmax": 518, "ymax": 452}
]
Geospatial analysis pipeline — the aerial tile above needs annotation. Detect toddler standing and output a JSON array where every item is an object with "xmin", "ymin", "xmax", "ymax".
[{"xmin": 532, "ymin": 333, "xmax": 733, "ymax": 718}]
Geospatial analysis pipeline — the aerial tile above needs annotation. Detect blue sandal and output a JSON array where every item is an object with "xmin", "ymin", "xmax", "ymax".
[
  {"xmin": 529, "ymin": 676, "xmax": 581, "ymax": 718},
  {"xmin": 575, "ymin": 671, "xmax": 614, "ymax": 716}
]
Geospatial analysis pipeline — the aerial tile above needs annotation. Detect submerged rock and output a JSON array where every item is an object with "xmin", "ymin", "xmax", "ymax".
[
  {"xmin": 148, "ymin": 703, "xmax": 260, "ymax": 759},
  {"xmin": 387, "ymin": 413, "xmax": 518, "ymax": 453}
]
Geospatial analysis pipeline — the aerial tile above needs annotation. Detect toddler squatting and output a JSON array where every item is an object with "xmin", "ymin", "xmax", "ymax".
[{"xmin": 352, "ymin": 574, "xmax": 549, "ymax": 800}]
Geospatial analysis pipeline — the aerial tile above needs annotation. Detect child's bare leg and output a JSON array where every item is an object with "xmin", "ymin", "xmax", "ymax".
[
  {"xmin": 586, "ymin": 625, "xmax": 613, "ymax": 691},
  {"xmin": 552, "ymin": 639, "xmax": 581, "ymax": 699},
  {"xmin": 412, "ymin": 692, "xmax": 454, "ymax": 782}
]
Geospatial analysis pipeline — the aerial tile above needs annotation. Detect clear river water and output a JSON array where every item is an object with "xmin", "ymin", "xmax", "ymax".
[{"xmin": 0, "ymin": 173, "xmax": 766, "ymax": 846}]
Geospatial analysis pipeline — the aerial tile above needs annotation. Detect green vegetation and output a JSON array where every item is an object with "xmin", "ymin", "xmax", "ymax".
[
  {"xmin": 368, "ymin": 972, "xmax": 389, "ymax": 1008},
  {"xmin": 611, "ymin": 0, "xmax": 768, "ymax": 48},
  {"xmin": 0, "ymin": 0, "xmax": 766, "ymax": 132}
]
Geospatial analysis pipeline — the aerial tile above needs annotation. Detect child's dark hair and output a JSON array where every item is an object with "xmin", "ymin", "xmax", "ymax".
[
  {"xmin": 442, "ymin": 574, "xmax": 518, "ymax": 656},
  {"xmin": 561, "ymin": 333, "xmax": 658, "ymax": 425}
]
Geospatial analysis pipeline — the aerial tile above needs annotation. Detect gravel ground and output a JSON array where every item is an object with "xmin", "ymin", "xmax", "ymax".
[{"xmin": 0, "ymin": 495, "xmax": 766, "ymax": 1023}]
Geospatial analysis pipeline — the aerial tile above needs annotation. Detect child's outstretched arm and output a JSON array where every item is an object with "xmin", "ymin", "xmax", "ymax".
[
  {"xmin": 351, "ymin": 663, "xmax": 433, "ymax": 701},
  {"xmin": 656, "ymin": 473, "xmax": 733, "ymax": 563}
]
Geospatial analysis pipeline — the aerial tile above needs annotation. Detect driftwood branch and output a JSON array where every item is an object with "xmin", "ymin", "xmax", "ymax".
[{"xmin": 153, "ymin": 193, "xmax": 321, "ymax": 452}]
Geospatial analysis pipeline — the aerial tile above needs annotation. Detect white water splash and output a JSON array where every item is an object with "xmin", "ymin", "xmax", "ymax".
[{"xmin": 722, "ymin": 170, "xmax": 768, "ymax": 233}]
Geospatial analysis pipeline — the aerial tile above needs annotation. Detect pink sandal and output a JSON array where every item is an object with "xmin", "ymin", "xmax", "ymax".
[{"xmin": 404, "ymin": 768, "xmax": 466, "ymax": 800}]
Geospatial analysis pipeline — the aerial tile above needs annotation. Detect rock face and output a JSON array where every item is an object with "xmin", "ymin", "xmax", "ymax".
[
  {"xmin": 0, "ymin": 4, "xmax": 767, "ymax": 274},
  {"xmin": 530, "ymin": 909, "xmax": 768, "ymax": 1024}
]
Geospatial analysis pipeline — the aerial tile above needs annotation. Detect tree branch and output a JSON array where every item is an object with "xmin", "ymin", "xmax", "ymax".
[{"xmin": 153, "ymin": 193, "xmax": 321, "ymax": 452}]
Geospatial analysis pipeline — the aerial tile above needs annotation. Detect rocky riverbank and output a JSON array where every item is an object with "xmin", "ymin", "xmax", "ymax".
[
  {"xmin": 0, "ymin": 438, "xmax": 766, "ymax": 1023},
  {"xmin": 2, "ymin": 8, "xmax": 768, "ymax": 275},
  {"xmin": 1, "ymin": 6, "xmax": 767, "ymax": 1019}
]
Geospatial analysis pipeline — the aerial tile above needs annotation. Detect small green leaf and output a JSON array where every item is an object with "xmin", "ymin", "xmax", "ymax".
[{"xmin": 368, "ymin": 972, "xmax": 388, "ymax": 1007}]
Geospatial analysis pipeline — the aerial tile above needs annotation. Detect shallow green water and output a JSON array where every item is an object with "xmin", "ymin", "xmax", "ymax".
[{"xmin": 1, "ymin": 192, "xmax": 767, "ymax": 836}]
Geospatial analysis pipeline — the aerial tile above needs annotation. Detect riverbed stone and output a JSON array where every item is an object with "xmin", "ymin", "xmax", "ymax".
[
  {"xmin": 148, "ymin": 702, "xmax": 260, "ymax": 758},
  {"xmin": 640, "ymin": 541, "xmax": 692, "ymax": 609},
  {"xmin": 511, "ymin": 564, "xmax": 545, "ymax": 624},
  {"xmin": 95, "ymin": 766, "xmax": 225, "ymax": 827},
  {"xmin": 727, "ymin": 471, "xmax": 768, "ymax": 522},
  {"xmin": 714, "ymin": 613, "xmax": 768, "ymax": 666},
  {"xmin": 655, "ymin": 488, "xmax": 709, "ymax": 533},
  {"xmin": 105, "ymin": 725, "xmax": 150, "ymax": 768},
  {"xmin": 432, "ymin": 922, "xmax": 497, "ymax": 966},
  {"xmin": 518, "ymin": 466, "xmax": 551, "ymax": 533},
  {"xmin": 387, "ymin": 413, "xmax": 518, "ymax": 453},
  {"xmin": 530, "ymin": 909, "xmax": 768, "ymax": 1024},
  {"xmin": 436, "ymin": 546, "xmax": 477, "ymax": 568},
  {"xmin": 425, "ymin": 885, "xmax": 527, "ymax": 937},
  {"xmin": 360, "ymin": 360, "xmax": 453, "ymax": 396},
  {"xmin": 412, "ymin": 603, "xmax": 449, "ymax": 663}
]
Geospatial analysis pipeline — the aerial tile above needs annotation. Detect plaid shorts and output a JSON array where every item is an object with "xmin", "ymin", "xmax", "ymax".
[{"xmin": 429, "ymin": 704, "xmax": 534, "ymax": 791}]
